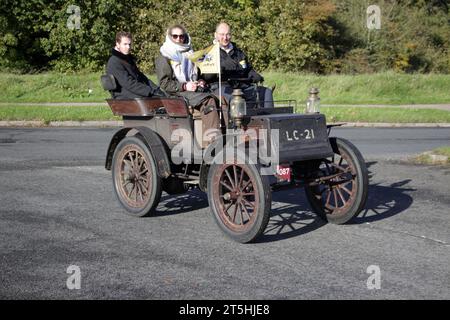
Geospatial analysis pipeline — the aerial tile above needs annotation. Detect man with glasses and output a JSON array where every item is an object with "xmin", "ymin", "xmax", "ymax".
[
  {"xmin": 106, "ymin": 31, "xmax": 163, "ymax": 99},
  {"xmin": 206, "ymin": 22, "xmax": 274, "ymax": 108}
]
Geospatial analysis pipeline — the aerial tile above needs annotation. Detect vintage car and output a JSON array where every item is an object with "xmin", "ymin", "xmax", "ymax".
[{"xmin": 101, "ymin": 75, "xmax": 368, "ymax": 243}]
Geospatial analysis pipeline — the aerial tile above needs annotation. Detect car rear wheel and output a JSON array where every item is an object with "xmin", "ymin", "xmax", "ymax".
[{"xmin": 112, "ymin": 136, "xmax": 162, "ymax": 217}]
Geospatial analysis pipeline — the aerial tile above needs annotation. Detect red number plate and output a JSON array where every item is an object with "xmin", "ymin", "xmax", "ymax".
[{"xmin": 276, "ymin": 165, "xmax": 291, "ymax": 182}]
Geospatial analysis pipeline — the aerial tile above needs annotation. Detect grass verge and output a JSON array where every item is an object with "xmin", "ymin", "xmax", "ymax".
[
  {"xmin": 0, "ymin": 105, "xmax": 120, "ymax": 124},
  {"xmin": 431, "ymin": 147, "xmax": 450, "ymax": 157},
  {"xmin": 1, "ymin": 71, "xmax": 450, "ymax": 104},
  {"xmin": 413, "ymin": 147, "xmax": 450, "ymax": 166},
  {"xmin": 319, "ymin": 107, "xmax": 450, "ymax": 123},
  {"xmin": 265, "ymin": 71, "xmax": 450, "ymax": 105}
]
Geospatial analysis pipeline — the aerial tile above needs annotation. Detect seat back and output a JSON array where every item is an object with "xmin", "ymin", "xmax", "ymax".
[
  {"xmin": 101, "ymin": 74, "xmax": 117, "ymax": 95},
  {"xmin": 101, "ymin": 74, "xmax": 190, "ymax": 118},
  {"xmin": 107, "ymin": 97, "xmax": 189, "ymax": 117}
]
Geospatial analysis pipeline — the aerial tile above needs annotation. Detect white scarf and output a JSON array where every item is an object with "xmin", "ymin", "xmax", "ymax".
[{"xmin": 160, "ymin": 33, "xmax": 197, "ymax": 83}]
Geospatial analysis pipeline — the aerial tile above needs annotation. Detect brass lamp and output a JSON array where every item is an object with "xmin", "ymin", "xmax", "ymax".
[
  {"xmin": 229, "ymin": 89, "xmax": 247, "ymax": 128},
  {"xmin": 306, "ymin": 87, "xmax": 320, "ymax": 113}
]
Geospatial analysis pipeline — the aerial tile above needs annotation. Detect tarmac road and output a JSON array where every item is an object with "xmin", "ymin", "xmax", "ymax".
[{"xmin": 0, "ymin": 127, "xmax": 449, "ymax": 299}]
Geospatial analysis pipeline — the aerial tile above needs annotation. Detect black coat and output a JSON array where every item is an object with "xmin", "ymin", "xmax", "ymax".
[{"xmin": 106, "ymin": 49, "xmax": 161, "ymax": 99}]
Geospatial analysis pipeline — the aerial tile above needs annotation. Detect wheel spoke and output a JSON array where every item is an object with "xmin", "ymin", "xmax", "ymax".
[
  {"xmin": 336, "ymin": 187, "xmax": 346, "ymax": 206},
  {"xmin": 123, "ymin": 159, "xmax": 133, "ymax": 170},
  {"xmin": 241, "ymin": 179, "xmax": 252, "ymax": 191},
  {"xmin": 225, "ymin": 168, "xmax": 236, "ymax": 189},
  {"xmin": 122, "ymin": 180, "xmax": 133, "ymax": 188},
  {"xmin": 232, "ymin": 203, "xmax": 238, "ymax": 223},
  {"xmin": 333, "ymin": 188, "xmax": 339, "ymax": 207},
  {"xmin": 224, "ymin": 202, "xmax": 233, "ymax": 215},
  {"xmin": 325, "ymin": 188, "xmax": 332, "ymax": 208},
  {"xmin": 134, "ymin": 153, "xmax": 139, "ymax": 169},
  {"xmin": 241, "ymin": 202, "xmax": 251, "ymax": 220},
  {"xmin": 128, "ymin": 152, "xmax": 135, "ymax": 169},
  {"xmin": 136, "ymin": 182, "xmax": 143, "ymax": 202},
  {"xmin": 137, "ymin": 180, "xmax": 148, "ymax": 196},
  {"xmin": 220, "ymin": 180, "xmax": 233, "ymax": 192},
  {"xmin": 128, "ymin": 183, "xmax": 136, "ymax": 199},
  {"xmin": 242, "ymin": 198, "xmax": 255, "ymax": 209},
  {"xmin": 137, "ymin": 154, "xmax": 145, "ymax": 171},
  {"xmin": 136, "ymin": 154, "xmax": 145, "ymax": 171},
  {"xmin": 140, "ymin": 176, "xmax": 149, "ymax": 185},
  {"xmin": 341, "ymin": 184, "xmax": 353, "ymax": 196},
  {"xmin": 238, "ymin": 167, "xmax": 244, "ymax": 189},
  {"xmin": 239, "ymin": 203, "xmax": 245, "ymax": 225},
  {"xmin": 233, "ymin": 165, "xmax": 239, "ymax": 189}
]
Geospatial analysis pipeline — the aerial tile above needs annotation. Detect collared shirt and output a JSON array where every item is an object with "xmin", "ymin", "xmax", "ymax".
[{"xmin": 220, "ymin": 43, "xmax": 234, "ymax": 54}]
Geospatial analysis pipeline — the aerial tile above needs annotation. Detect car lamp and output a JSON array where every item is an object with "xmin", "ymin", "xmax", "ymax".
[
  {"xmin": 229, "ymin": 88, "xmax": 247, "ymax": 128},
  {"xmin": 306, "ymin": 87, "xmax": 320, "ymax": 113}
]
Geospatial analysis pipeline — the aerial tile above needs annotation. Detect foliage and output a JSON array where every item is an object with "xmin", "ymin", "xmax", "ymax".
[
  {"xmin": 0, "ymin": 0, "xmax": 131, "ymax": 72},
  {"xmin": 1, "ymin": 0, "xmax": 449, "ymax": 73},
  {"xmin": 331, "ymin": 0, "xmax": 450, "ymax": 73}
]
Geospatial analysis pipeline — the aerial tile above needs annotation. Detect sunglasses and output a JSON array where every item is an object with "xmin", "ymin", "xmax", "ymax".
[{"xmin": 171, "ymin": 34, "xmax": 185, "ymax": 40}]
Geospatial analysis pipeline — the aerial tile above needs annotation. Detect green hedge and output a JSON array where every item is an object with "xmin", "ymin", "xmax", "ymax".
[{"xmin": 1, "ymin": 0, "xmax": 449, "ymax": 74}]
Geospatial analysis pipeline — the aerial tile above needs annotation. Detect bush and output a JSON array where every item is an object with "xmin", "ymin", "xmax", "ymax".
[
  {"xmin": 331, "ymin": 0, "xmax": 450, "ymax": 73},
  {"xmin": 0, "ymin": 0, "xmax": 131, "ymax": 72},
  {"xmin": 1, "ymin": 0, "xmax": 449, "ymax": 74}
]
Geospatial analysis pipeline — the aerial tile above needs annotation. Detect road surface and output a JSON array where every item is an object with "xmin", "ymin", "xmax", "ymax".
[{"xmin": 0, "ymin": 127, "xmax": 449, "ymax": 299}]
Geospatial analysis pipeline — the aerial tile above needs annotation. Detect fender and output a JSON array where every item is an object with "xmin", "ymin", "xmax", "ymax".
[{"xmin": 105, "ymin": 126, "xmax": 171, "ymax": 178}]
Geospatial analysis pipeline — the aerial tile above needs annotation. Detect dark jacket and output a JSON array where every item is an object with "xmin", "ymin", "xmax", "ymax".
[
  {"xmin": 204, "ymin": 42, "xmax": 263, "ymax": 84},
  {"xmin": 155, "ymin": 54, "xmax": 184, "ymax": 94},
  {"xmin": 155, "ymin": 54, "xmax": 215, "ymax": 107},
  {"xmin": 106, "ymin": 49, "xmax": 161, "ymax": 99}
]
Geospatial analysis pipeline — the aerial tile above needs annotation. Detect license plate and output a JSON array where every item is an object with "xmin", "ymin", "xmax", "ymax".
[{"xmin": 276, "ymin": 165, "xmax": 291, "ymax": 182}]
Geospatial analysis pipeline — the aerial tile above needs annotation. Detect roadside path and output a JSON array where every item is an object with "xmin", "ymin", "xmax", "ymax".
[
  {"xmin": 1, "ymin": 102, "xmax": 450, "ymax": 110},
  {"xmin": 323, "ymin": 104, "xmax": 450, "ymax": 111},
  {"xmin": 1, "ymin": 102, "xmax": 449, "ymax": 127},
  {"xmin": 0, "ymin": 120, "xmax": 449, "ymax": 128}
]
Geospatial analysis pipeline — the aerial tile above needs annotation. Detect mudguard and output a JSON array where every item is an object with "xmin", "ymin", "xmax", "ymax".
[{"xmin": 105, "ymin": 126, "xmax": 171, "ymax": 178}]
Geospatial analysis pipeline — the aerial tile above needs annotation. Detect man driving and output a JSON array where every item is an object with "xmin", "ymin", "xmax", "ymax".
[{"xmin": 206, "ymin": 22, "xmax": 273, "ymax": 108}]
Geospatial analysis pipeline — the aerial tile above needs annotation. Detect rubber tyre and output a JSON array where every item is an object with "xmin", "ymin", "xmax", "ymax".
[
  {"xmin": 305, "ymin": 137, "xmax": 368, "ymax": 224},
  {"xmin": 112, "ymin": 136, "xmax": 162, "ymax": 217},
  {"xmin": 207, "ymin": 158, "xmax": 271, "ymax": 243}
]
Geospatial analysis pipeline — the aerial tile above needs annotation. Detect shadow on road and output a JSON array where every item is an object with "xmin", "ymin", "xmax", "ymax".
[
  {"xmin": 256, "ymin": 191, "xmax": 326, "ymax": 243},
  {"xmin": 349, "ymin": 179, "xmax": 415, "ymax": 224},
  {"xmin": 153, "ymin": 189, "xmax": 209, "ymax": 217},
  {"xmin": 149, "ymin": 161, "xmax": 416, "ymax": 241},
  {"xmin": 256, "ymin": 161, "xmax": 416, "ymax": 242},
  {"xmin": 350, "ymin": 161, "xmax": 416, "ymax": 224}
]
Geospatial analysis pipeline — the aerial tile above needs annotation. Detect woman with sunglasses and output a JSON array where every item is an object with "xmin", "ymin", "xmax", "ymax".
[{"xmin": 155, "ymin": 24, "xmax": 221, "ymax": 148}]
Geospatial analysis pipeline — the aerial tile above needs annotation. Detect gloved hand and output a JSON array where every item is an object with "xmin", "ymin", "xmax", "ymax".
[
  {"xmin": 196, "ymin": 79, "xmax": 210, "ymax": 92},
  {"xmin": 249, "ymin": 70, "xmax": 264, "ymax": 83}
]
